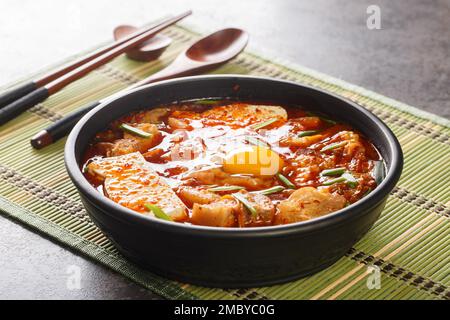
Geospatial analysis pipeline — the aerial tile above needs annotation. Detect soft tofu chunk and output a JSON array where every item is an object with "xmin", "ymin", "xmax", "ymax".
[
  {"xmin": 235, "ymin": 191, "xmax": 276, "ymax": 227},
  {"xmin": 86, "ymin": 152, "xmax": 188, "ymax": 221},
  {"xmin": 201, "ymin": 104, "xmax": 288, "ymax": 128},
  {"xmin": 191, "ymin": 198, "xmax": 239, "ymax": 227},
  {"xmin": 169, "ymin": 104, "xmax": 287, "ymax": 129},
  {"xmin": 276, "ymin": 187, "xmax": 346, "ymax": 224}
]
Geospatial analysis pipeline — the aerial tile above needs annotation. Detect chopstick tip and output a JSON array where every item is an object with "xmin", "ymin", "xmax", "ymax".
[{"xmin": 30, "ymin": 130, "xmax": 53, "ymax": 149}]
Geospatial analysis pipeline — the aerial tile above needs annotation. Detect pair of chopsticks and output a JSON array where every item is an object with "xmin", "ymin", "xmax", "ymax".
[{"xmin": 0, "ymin": 10, "xmax": 192, "ymax": 126}]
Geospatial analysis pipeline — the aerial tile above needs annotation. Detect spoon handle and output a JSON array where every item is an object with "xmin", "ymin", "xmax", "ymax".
[{"xmin": 138, "ymin": 58, "xmax": 202, "ymax": 86}]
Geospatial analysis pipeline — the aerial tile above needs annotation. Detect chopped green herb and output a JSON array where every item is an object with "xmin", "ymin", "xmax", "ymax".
[
  {"xmin": 195, "ymin": 99, "xmax": 222, "ymax": 105},
  {"xmin": 320, "ymin": 167, "xmax": 346, "ymax": 176},
  {"xmin": 144, "ymin": 204, "xmax": 172, "ymax": 221},
  {"xmin": 208, "ymin": 185, "xmax": 245, "ymax": 192},
  {"xmin": 320, "ymin": 141, "xmax": 347, "ymax": 152},
  {"xmin": 372, "ymin": 160, "xmax": 385, "ymax": 185},
  {"xmin": 276, "ymin": 173, "xmax": 296, "ymax": 189},
  {"xmin": 304, "ymin": 112, "xmax": 337, "ymax": 125},
  {"xmin": 119, "ymin": 123, "xmax": 152, "ymax": 138},
  {"xmin": 322, "ymin": 176, "xmax": 346, "ymax": 186},
  {"xmin": 251, "ymin": 118, "xmax": 278, "ymax": 130},
  {"xmin": 253, "ymin": 186, "xmax": 285, "ymax": 195},
  {"xmin": 320, "ymin": 117, "xmax": 337, "ymax": 125},
  {"xmin": 298, "ymin": 130, "xmax": 320, "ymax": 137},
  {"xmin": 321, "ymin": 172, "xmax": 358, "ymax": 187},
  {"xmin": 342, "ymin": 172, "xmax": 358, "ymax": 188},
  {"xmin": 232, "ymin": 193, "xmax": 257, "ymax": 217},
  {"xmin": 245, "ymin": 136, "xmax": 269, "ymax": 147}
]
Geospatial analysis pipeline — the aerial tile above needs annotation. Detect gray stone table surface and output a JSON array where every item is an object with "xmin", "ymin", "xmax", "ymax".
[{"xmin": 0, "ymin": 0, "xmax": 449, "ymax": 299}]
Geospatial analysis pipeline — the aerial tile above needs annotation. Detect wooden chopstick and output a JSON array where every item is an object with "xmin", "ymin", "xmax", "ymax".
[
  {"xmin": 0, "ymin": 10, "xmax": 192, "ymax": 126},
  {"xmin": 0, "ymin": 18, "xmax": 176, "ymax": 110}
]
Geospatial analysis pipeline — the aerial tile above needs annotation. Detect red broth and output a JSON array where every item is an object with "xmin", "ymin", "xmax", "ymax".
[{"xmin": 82, "ymin": 101, "xmax": 382, "ymax": 228}]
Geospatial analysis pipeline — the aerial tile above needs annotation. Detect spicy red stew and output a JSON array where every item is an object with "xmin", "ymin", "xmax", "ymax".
[{"xmin": 83, "ymin": 100, "xmax": 383, "ymax": 228}]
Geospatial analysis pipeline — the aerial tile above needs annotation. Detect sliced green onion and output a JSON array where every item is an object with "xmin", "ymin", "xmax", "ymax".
[
  {"xmin": 305, "ymin": 112, "xmax": 337, "ymax": 125},
  {"xmin": 298, "ymin": 130, "xmax": 320, "ymax": 137},
  {"xmin": 144, "ymin": 204, "xmax": 172, "ymax": 221},
  {"xmin": 320, "ymin": 141, "xmax": 347, "ymax": 152},
  {"xmin": 208, "ymin": 185, "xmax": 245, "ymax": 192},
  {"xmin": 320, "ymin": 117, "xmax": 337, "ymax": 125},
  {"xmin": 195, "ymin": 99, "xmax": 222, "ymax": 105},
  {"xmin": 119, "ymin": 123, "xmax": 152, "ymax": 138},
  {"xmin": 245, "ymin": 136, "xmax": 269, "ymax": 147},
  {"xmin": 276, "ymin": 173, "xmax": 295, "ymax": 189},
  {"xmin": 320, "ymin": 167, "xmax": 346, "ymax": 176},
  {"xmin": 253, "ymin": 186, "xmax": 285, "ymax": 196},
  {"xmin": 322, "ymin": 176, "xmax": 346, "ymax": 186},
  {"xmin": 322, "ymin": 172, "xmax": 358, "ymax": 188},
  {"xmin": 372, "ymin": 160, "xmax": 385, "ymax": 185},
  {"xmin": 251, "ymin": 118, "xmax": 278, "ymax": 130},
  {"xmin": 232, "ymin": 193, "xmax": 257, "ymax": 217},
  {"xmin": 342, "ymin": 172, "xmax": 358, "ymax": 188}
]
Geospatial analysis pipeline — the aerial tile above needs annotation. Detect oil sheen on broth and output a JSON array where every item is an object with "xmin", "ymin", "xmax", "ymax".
[{"xmin": 82, "ymin": 100, "xmax": 382, "ymax": 228}]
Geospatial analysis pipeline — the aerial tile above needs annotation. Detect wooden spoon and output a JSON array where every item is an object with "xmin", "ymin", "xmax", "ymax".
[
  {"xmin": 114, "ymin": 24, "xmax": 172, "ymax": 61},
  {"xmin": 31, "ymin": 28, "xmax": 249, "ymax": 149},
  {"xmin": 131, "ymin": 27, "xmax": 249, "ymax": 85}
]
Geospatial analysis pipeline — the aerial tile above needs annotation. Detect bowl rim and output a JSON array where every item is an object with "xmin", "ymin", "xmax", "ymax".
[{"xmin": 65, "ymin": 74, "xmax": 403, "ymax": 237}]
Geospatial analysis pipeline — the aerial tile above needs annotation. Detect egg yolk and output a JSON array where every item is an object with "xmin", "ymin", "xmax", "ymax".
[{"xmin": 223, "ymin": 146, "xmax": 284, "ymax": 176}]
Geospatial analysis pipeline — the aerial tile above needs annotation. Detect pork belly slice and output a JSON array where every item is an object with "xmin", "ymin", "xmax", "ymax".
[
  {"xmin": 109, "ymin": 123, "xmax": 161, "ymax": 156},
  {"xmin": 184, "ymin": 167, "xmax": 273, "ymax": 191},
  {"xmin": 177, "ymin": 186, "xmax": 221, "ymax": 207},
  {"xmin": 86, "ymin": 152, "xmax": 187, "ymax": 221}
]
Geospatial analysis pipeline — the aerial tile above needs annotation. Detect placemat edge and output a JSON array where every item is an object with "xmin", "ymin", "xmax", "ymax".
[{"xmin": 0, "ymin": 195, "xmax": 198, "ymax": 300}]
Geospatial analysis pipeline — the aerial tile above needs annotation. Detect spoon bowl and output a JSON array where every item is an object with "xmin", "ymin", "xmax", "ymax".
[
  {"xmin": 134, "ymin": 28, "xmax": 249, "ymax": 84},
  {"xmin": 114, "ymin": 24, "xmax": 172, "ymax": 61},
  {"xmin": 185, "ymin": 28, "xmax": 249, "ymax": 63}
]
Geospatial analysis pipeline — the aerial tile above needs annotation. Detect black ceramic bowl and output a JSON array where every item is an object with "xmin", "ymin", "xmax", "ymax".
[{"xmin": 65, "ymin": 75, "xmax": 403, "ymax": 287}]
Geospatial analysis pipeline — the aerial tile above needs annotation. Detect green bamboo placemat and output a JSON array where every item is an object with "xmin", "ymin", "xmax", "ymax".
[{"xmin": 0, "ymin": 25, "xmax": 449, "ymax": 300}]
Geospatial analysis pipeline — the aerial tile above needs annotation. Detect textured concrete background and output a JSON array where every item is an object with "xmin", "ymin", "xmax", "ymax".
[{"xmin": 0, "ymin": 0, "xmax": 449, "ymax": 299}]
